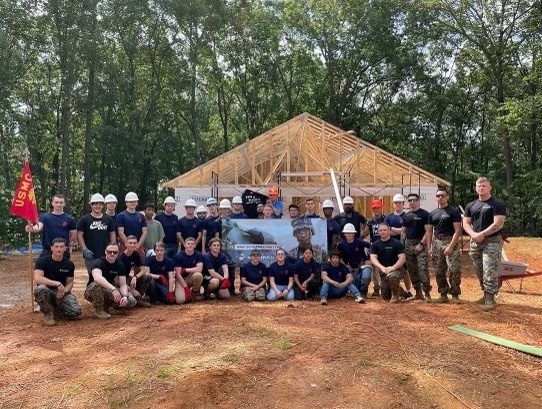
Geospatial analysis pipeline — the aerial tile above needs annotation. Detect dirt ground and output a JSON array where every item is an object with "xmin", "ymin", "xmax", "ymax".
[{"xmin": 0, "ymin": 237, "xmax": 541, "ymax": 409}]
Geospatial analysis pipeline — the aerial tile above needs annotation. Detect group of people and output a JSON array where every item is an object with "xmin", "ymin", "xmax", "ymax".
[{"xmin": 29, "ymin": 177, "xmax": 506, "ymax": 326}]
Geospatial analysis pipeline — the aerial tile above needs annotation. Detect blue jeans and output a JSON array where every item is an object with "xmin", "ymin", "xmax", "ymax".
[
  {"xmin": 165, "ymin": 244, "xmax": 178, "ymax": 260},
  {"xmin": 353, "ymin": 266, "xmax": 372, "ymax": 295},
  {"xmin": 267, "ymin": 284, "xmax": 294, "ymax": 301},
  {"xmin": 320, "ymin": 282, "xmax": 360, "ymax": 299}
]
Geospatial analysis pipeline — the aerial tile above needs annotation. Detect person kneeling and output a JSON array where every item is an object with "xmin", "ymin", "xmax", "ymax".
[
  {"xmin": 145, "ymin": 241, "xmax": 176, "ymax": 305},
  {"xmin": 266, "ymin": 249, "xmax": 294, "ymax": 301},
  {"xmin": 84, "ymin": 242, "xmax": 137, "ymax": 319},
  {"xmin": 320, "ymin": 250, "xmax": 364, "ymax": 305},
  {"xmin": 201, "ymin": 238, "xmax": 231, "ymax": 300},
  {"xmin": 34, "ymin": 238, "xmax": 82, "ymax": 326},
  {"xmin": 240, "ymin": 250, "xmax": 268, "ymax": 302}
]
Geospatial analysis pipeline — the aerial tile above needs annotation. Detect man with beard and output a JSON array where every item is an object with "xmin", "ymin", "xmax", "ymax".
[
  {"xmin": 322, "ymin": 200, "xmax": 340, "ymax": 251},
  {"xmin": 334, "ymin": 196, "xmax": 367, "ymax": 239}
]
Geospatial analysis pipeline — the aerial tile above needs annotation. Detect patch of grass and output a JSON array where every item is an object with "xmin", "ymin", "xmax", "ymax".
[
  {"xmin": 241, "ymin": 323, "xmax": 278, "ymax": 338},
  {"xmin": 358, "ymin": 358, "xmax": 375, "ymax": 368},
  {"xmin": 157, "ymin": 364, "xmax": 174, "ymax": 379},
  {"xmin": 221, "ymin": 353, "xmax": 240, "ymax": 363},
  {"xmin": 101, "ymin": 365, "xmax": 148, "ymax": 408},
  {"xmin": 275, "ymin": 337, "xmax": 292, "ymax": 351}
]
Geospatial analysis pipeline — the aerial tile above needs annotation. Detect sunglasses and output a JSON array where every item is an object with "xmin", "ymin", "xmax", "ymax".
[
  {"xmin": 106, "ymin": 250, "xmax": 119, "ymax": 255},
  {"xmin": 436, "ymin": 194, "xmax": 447, "ymax": 198},
  {"xmin": 407, "ymin": 199, "xmax": 418, "ymax": 202}
]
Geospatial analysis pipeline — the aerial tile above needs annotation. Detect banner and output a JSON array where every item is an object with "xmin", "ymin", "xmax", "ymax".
[
  {"xmin": 221, "ymin": 218, "xmax": 328, "ymax": 267},
  {"xmin": 9, "ymin": 161, "xmax": 38, "ymax": 223}
]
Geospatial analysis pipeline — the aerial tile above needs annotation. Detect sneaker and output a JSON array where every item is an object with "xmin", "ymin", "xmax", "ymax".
[
  {"xmin": 355, "ymin": 295, "xmax": 366, "ymax": 304},
  {"xmin": 320, "ymin": 298, "xmax": 328, "ymax": 306},
  {"xmin": 372, "ymin": 289, "xmax": 380, "ymax": 297},
  {"xmin": 94, "ymin": 310, "xmax": 112, "ymax": 320}
]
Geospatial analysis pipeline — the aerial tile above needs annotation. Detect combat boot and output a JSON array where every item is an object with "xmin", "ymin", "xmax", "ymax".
[
  {"xmin": 43, "ymin": 311, "xmax": 56, "ymax": 326},
  {"xmin": 414, "ymin": 288, "xmax": 425, "ymax": 300},
  {"xmin": 424, "ymin": 291, "xmax": 432, "ymax": 302},
  {"xmin": 94, "ymin": 307, "xmax": 112, "ymax": 320},
  {"xmin": 475, "ymin": 294, "xmax": 486, "ymax": 304},
  {"xmin": 482, "ymin": 293, "xmax": 495, "ymax": 311},
  {"xmin": 450, "ymin": 295, "xmax": 462, "ymax": 304},
  {"xmin": 433, "ymin": 293, "xmax": 449, "ymax": 303}
]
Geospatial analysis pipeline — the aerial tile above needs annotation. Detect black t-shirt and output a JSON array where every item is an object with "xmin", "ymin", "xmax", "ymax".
[
  {"xmin": 35, "ymin": 256, "xmax": 75, "ymax": 289},
  {"xmin": 429, "ymin": 205, "xmax": 462, "ymax": 237},
  {"xmin": 76, "ymin": 214, "xmax": 115, "ymax": 257},
  {"xmin": 367, "ymin": 215, "xmax": 385, "ymax": 242},
  {"xmin": 117, "ymin": 251, "xmax": 142, "ymax": 275},
  {"xmin": 334, "ymin": 211, "xmax": 367, "ymax": 238},
  {"xmin": 370, "ymin": 238, "xmax": 405, "ymax": 267},
  {"xmin": 464, "ymin": 197, "xmax": 506, "ymax": 237},
  {"xmin": 89, "ymin": 257, "xmax": 127, "ymax": 285},
  {"xmin": 242, "ymin": 190, "xmax": 268, "ymax": 218},
  {"xmin": 402, "ymin": 208, "xmax": 430, "ymax": 240}
]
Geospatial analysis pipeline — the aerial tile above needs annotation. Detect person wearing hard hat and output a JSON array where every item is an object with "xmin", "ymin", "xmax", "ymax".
[
  {"xmin": 333, "ymin": 196, "xmax": 367, "ymax": 239},
  {"xmin": 155, "ymin": 196, "xmax": 179, "ymax": 259},
  {"xmin": 104, "ymin": 194, "xmax": 118, "ymax": 226},
  {"xmin": 337, "ymin": 223, "xmax": 372, "ymax": 302},
  {"xmin": 369, "ymin": 223, "xmax": 407, "ymax": 303},
  {"xmin": 320, "ymin": 250, "xmax": 365, "ymax": 305},
  {"xmin": 26, "ymin": 193, "xmax": 77, "ymax": 260},
  {"xmin": 177, "ymin": 199, "xmax": 202, "ymax": 251},
  {"xmin": 142, "ymin": 203, "xmax": 165, "ymax": 253},
  {"xmin": 384, "ymin": 193, "xmax": 413, "ymax": 298},
  {"xmin": 76, "ymin": 193, "xmax": 116, "ymax": 274},
  {"xmin": 322, "ymin": 199, "xmax": 340, "ymax": 250},
  {"xmin": 266, "ymin": 187, "xmax": 283, "ymax": 218},
  {"xmin": 288, "ymin": 217, "xmax": 327, "ymax": 264},
  {"xmin": 229, "ymin": 196, "xmax": 248, "ymax": 219},
  {"xmin": 364, "ymin": 199, "xmax": 386, "ymax": 296},
  {"xmin": 196, "ymin": 205, "xmax": 208, "ymax": 222},
  {"xmin": 116, "ymin": 192, "xmax": 147, "ymax": 263},
  {"xmin": 201, "ymin": 197, "xmax": 220, "ymax": 253},
  {"xmin": 402, "ymin": 193, "xmax": 431, "ymax": 301}
]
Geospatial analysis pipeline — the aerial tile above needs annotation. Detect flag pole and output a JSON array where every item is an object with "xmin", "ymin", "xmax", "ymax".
[{"xmin": 27, "ymin": 221, "xmax": 35, "ymax": 312}]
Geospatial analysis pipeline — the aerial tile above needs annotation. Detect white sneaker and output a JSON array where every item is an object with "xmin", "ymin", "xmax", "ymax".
[
  {"xmin": 355, "ymin": 295, "xmax": 365, "ymax": 304},
  {"xmin": 320, "ymin": 298, "xmax": 327, "ymax": 306}
]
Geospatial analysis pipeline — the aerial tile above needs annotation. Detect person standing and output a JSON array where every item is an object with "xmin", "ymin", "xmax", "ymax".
[
  {"xmin": 33, "ymin": 238, "xmax": 81, "ymax": 326},
  {"xmin": 202, "ymin": 197, "xmax": 220, "ymax": 253},
  {"xmin": 322, "ymin": 200, "xmax": 340, "ymax": 251},
  {"xmin": 177, "ymin": 199, "xmax": 202, "ymax": 250},
  {"xmin": 104, "ymin": 194, "xmax": 119, "ymax": 230},
  {"xmin": 463, "ymin": 177, "xmax": 506, "ymax": 311},
  {"xmin": 142, "ymin": 203, "xmax": 165, "ymax": 253},
  {"xmin": 334, "ymin": 196, "xmax": 367, "ymax": 239},
  {"xmin": 428, "ymin": 188, "xmax": 462, "ymax": 304},
  {"xmin": 266, "ymin": 187, "xmax": 283, "ymax": 218},
  {"xmin": 116, "ymin": 192, "xmax": 147, "ymax": 262},
  {"xmin": 402, "ymin": 193, "xmax": 431, "ymax": 301},
  {"xmin": 154, "ymin": 196, "xmax": 179, "ymax": 259},
  {"xmin": 230, "ymin": 196, "xmax": 248, "ymax": 219},
  {"xmin": 26, "ymin": 193, "xmax": 77, "ymax": 259},
  {"xmin": 370, "ymin": 223, "xmax": 406, "ymax": 303},
  {"xmin": 77, "ymin": 193, "xmax": 116, "ymax": 274},
  {"xmin": 288, "ymin": 204, "xmax": 300, "ymax": 221},
  {"xmin": 303, "ymin": 198, "xmax": 320, "ymax": 218},
  {"xmin": 364, "ymin": 199, "xmax": 385, "ymax": 296}
]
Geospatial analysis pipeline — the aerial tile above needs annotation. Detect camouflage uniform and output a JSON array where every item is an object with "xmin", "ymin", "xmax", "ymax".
[
  {"xmin": 379, "ymin": 269, "xmax": 403, "ymax": 300},
  {"xmin": 404, "ymin": 239, "xmax": 430, "ymax": 292},
  {"xmin": 127, "ymin": 273, "xmax": 152, "ymax": 298},
  {"xmin": 84, "ymin": 282, "xmax": 137, "ymax": 312},
  {"xmin": 432, "ymin": 237, "xmax": 461, "ymax": 296},
  {"xmin": 34, "ymin": 285, "xmax": 81, "ymax": 319},
  {"xmin": 288, "ymin": 245, "xmax": 327, "ymax": 264},
  {"xmin": 469, "ymin": 235, "xmax": 502, "ymax": 295},
  {"xmin": 242, "ymin": 287, "xmax": 266, "ymax": 302}
]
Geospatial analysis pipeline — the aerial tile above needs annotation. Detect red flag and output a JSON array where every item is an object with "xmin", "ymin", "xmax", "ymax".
[{"xmin": 9, "ymin": 161, "xmax": 39, "ymax": 223}]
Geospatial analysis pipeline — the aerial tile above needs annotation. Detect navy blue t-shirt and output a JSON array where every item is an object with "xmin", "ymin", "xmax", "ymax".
[
  {"xmin": 293, "ymin": 258, "xmax": 320, "ymax": 283},
  {"xmin": 174, "ymin": 250, "xmax": 204, "ymax": 271},
  {"xmin": 154, "ymin": 212, "xmax": 179, "ymax": 245},
  {"xmin": 240, "ymin": 261, "xmax": 268, "ymax": 285},
  {"xmin": 337, "ymin": 238, "xmax": 371, "ymax": 269},
  {"xmin": 268, "ymin": 261, "xmax": 293, "ymax": 286},
  {"xmin": 203, "ymin": 215, "xmax": 221, "ymax": 246},
  {"xmin": 322, "ymin": 262, "xmax": 351, "ymax": 283},
  {"xmin": 177, "ymin": 216, "xmax": 202, "ymax": 241},
  {"xmin": 229, "ymin": 212, "xmax": 248, "ymax": 219},
  {"xmin": 145, "ymin": 255, "xmax": 174, "ymax": 279},
  {"xmin": 116, "ymin": 210, "xmax": 147, "ymax": 239},
  {"xmin": 203, "ymin": 252, "xmax": 229, "ymax": 277},
  {"xmin": 384, "ymin": 212, "xmax": 404, "ymax": 231},
  {"xmin": 39, "ymin": 212, "xmax": 76, "ymax": 249},
  {"xmin": 367, "ymin": 215, "xmax": 385, "ymax": 242},
  {"xmin": 35, "ymin": 256, "xmax": 75, "ymax": 289},
  {"xmin": 326, "ymin": 219, "xmax": 341, "ymax": 248}
]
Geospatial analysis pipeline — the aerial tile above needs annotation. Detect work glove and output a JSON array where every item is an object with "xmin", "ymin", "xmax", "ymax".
[
  {"xmin": 220, "ymin": 278, "xmax": 231, "ymax": 290},
  {"xmin": 83, "ymin": 248, "xmax": 94, "ymax": 260},
  {"xmin": 166, "ymin": 291, "xmax": 175, "ymax": 304},
  {"xmin": 180, "ymin": 267, "xmax": 187, "ymax": 275},
  {"xmin": 184, "ymin": 287, "xmax": 192, "ymax": 301},
  {"xmin": 157, "ymin": 275, "xmax": 168, "ymax": 287}
]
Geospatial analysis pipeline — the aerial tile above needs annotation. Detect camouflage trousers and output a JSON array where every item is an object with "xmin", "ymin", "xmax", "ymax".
[
  {"xmin": 380, "ymin": 269, "xmax": 403, "ymax": 299},
  {"xmin": 404, "ymin": 239, "xmax": 430, "ymax": 292},
  {"xmin": 126, "ymin": 273, "xmax": 152, "ymax": 297},
  {"xmin": 432, "ymin": 237, "xmax": 461, "ymax": 296},
  {"xmin": 469, "ymin": 235, "xmax": 502, "ymax": 295},
  {"xmin": 34, "ymin": 285, "xmax": 81, "ymax": 319},
  {"xmin": 242, "ymin": 286, "xmax": 266, "ymax": 302},
  {"xmin": 84, "ymin": 282, "xmax": 137, "ymax": 311}
]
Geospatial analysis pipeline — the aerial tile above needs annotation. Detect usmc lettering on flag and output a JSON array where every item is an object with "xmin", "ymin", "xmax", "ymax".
[{"xmin": 9, "ymin": 161, "xmax": 39, "ymax": 223}]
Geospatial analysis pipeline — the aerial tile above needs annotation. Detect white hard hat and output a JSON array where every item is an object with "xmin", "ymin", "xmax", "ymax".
[
  {"xmin": 206, "ymin": 197, "xmax": 217, "ymax": 206},
  {"xmin": 185, "ymin": 199, "xmax": 197, "ymax": 207},
  {"xmin": 125, "ymin": 191, "xmax": 139, "ymax": 201},
  {"xmin": 343, "ymin": 196, "xmax": 354, "ymax": 205},
  {"xmin": 89, "ymin": 193, "xmax": 105, "ymax": 203},
  {"xmin": 196, "ymin": 205, "xmax": 207, "ymax": 213},
  {"xmin": 392, "ymin": 193, "xmax": 405, "ymax": 202},
  {"xmin": 104, "ymin": 194, "xmax": 117, "ymax": 203},
  {"xmin": 232, "ymin": 195, "xmax": 243, "ymax": 204},
  {"xmin": 219, "ymin": 199, "xmax": 232, "ymax": 209},
  {"xmin": 322, "ymin": 199, "xmax": 334, "ymax": 208},
  {"xmin": 164, "ymin": 196, "xmax": 176, "ymax": 205},
  {"xmin": 342, "ymin": 223, "xmax": 357, "ymax": 233}
]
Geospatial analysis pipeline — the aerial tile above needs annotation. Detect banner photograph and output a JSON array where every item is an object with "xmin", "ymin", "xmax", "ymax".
[{"xmin": 221, "ymin": 218, "xmax": 328, "ymax": 266}]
